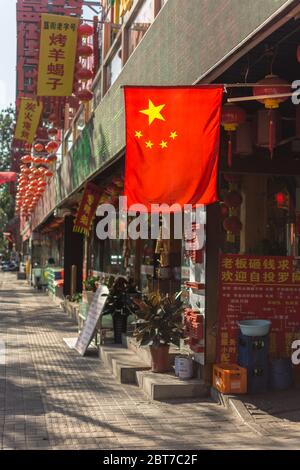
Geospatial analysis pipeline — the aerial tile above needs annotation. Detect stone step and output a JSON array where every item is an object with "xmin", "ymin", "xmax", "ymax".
[
  {"xmin": 122, "ymin": 334, "xmax": 181, "ymax": 367},
  {"xmin": 136, "ymin": 370, "xmax": 210, "ymax": 401},
  {"xmin": 99, "ymin": 345, "xmax": 150, "ymax": 384}
]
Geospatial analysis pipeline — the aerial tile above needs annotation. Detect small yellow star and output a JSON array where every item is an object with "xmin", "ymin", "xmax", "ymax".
[
  {"xmin": 135, "ymin": 131, "xmax": 143, "ymax": 139},
  {"xmin": 140, "ymin": 99, "xmax": 166, "ymax": 125},
  {"xmin": 160, "ymin": 140, "xmax": 168, "ymax": 149},
  {"xmin": 170, "ymin": 131, "xmax": 178, "ymax": 140},
  {"xmin": 145, "ymin": 140, "xmax": 154, "ymax": 149}
]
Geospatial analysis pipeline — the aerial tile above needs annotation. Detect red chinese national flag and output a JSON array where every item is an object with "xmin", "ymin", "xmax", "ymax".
[{"xmin": 124, "ymin": 86, "xmax": 223, "ymax": 211}]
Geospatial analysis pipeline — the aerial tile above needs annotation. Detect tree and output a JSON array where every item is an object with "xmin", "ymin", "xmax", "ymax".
[{"xmin": 0, "ymin": 106, "xmax": 16, "ymax": 253}]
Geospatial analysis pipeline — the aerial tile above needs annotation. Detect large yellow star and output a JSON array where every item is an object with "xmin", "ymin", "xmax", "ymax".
[{"xmin": 140, "ymin": 99, "xmax": 165, "ymax": 125}]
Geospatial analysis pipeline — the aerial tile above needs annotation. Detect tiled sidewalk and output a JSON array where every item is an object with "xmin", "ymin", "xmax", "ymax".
[{"xmin": 0, "ymin": 272, "xmax": 297, "ymax": 450}]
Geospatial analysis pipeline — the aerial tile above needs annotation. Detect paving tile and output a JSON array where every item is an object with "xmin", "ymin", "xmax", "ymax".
[{"xmin": 2, "ymin": 272, "xmax": 300, "ymax": 450}]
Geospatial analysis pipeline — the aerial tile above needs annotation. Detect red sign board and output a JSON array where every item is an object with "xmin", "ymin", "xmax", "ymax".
[{"xmin": 218, "ymin": 254, "xmax": 300, "ymax": 363}]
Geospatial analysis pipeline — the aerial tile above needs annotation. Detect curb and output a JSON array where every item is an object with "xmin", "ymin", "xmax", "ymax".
[{"xmin": 210, "ymin": 387, "xmax": 265, "ymax": 436}]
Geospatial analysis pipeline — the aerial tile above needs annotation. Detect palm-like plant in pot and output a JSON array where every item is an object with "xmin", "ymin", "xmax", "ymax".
[{"xmin": 133, "ymin": 292, "xmax": 184, "ymax": 373}]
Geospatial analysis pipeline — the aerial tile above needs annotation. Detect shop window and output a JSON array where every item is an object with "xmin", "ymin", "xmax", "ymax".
[
  {"xmin": 127, "ymin": 0, "xmax": 154, "ymax": 58},
  {"xmin": 102, "ymin": 238, "xmax": 126, "ymax": 275},
  {"xmin": 106, "ymin": 46, "xmax": 122, "ymax": 89}
]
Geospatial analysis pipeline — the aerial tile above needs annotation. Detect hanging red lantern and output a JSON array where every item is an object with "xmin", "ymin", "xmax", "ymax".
[
  {"xmin": 253, "ymin": 74, "xmax": 290, "ymax": 158},
  {"xmin": 36, "ymin": 127, "xmax": 48, "ymax": 140},
  {"xmin": 48, "ymin": 127, "xmax": 58, "ymax": 137},
  {"xmin": 21, "ymin": 154, "xmax": 32, "ymax": 164},
  {"xmin": 223, "ymin": 216, "xmax": 242, "ymax": 234},
  {"xmin": 77, "ymin": 88, "xmax": 94, "ymax": 103},
  {"xmin": 77, "ymin": 44, "xmax": 93, "ymax": 58},
  {"xmin": 45, "ymin": 170, "xmax": 54, "ymax": 178},
  {"xmin": 253, "ymin": 74, "xmax": 290, "ymax": 109},
  {"xmin": 68, "ymin": 96, "xmax": 80, "ymax": 109},
  {"xmin": 220, "ymin": 203, "xmax": 229, "ymax": 219},
  {"xmin": 33, "ymin": 157, "xmax": 44, "ymax": 164},
  {"xmin": 76, "ymin": 68, "xmax": 93, "ymax": 82},
  {"xmin": 78, "ymin": 23, "xmax": 93, "ymax": 38},
  {"xmin": 47, "ymin": 155, "xmax": 58, "ymax": 163},
  {"xmin": 224, "ymin": 190, "xmax": 243, "ymax": 208},
  {"xmin": 34, "ymin": 143, "xmax": 44, "ymax": 152},
  {"xmin": 45, "ymin": 141, "xmax": 59, "ymax": 154},
  {"xmin": 221, "ymin": 104, "xmax": 246, "ymax": 167}
]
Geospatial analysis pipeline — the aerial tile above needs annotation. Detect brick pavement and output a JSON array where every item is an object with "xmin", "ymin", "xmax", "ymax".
[{"xmin": 0, "ymin": 272, "xmax": 299, "ymax": 450}]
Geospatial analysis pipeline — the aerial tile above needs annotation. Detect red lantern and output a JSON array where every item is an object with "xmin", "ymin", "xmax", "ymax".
[
  {"xmin": 253, "ymin": 75, "xmax": 290, "ymax": 159},
  {"xmin": 221, "ymin": 104, "xmax": 246, "ymax": 167},
  {"xmin": 76, "ymin": 68, "xmax": 93, "ymax": 82},
  {"xmin": 45, "ymin": 141, "xmax": 59, "ymax": 154},
  {"xmin": 224, "ymin": 190, "xmax": 243, "ymax": 208},
  {"xmin": 68, "ymin": 96, "xmax": 80, "ymax": 109},
  {"xmin": 78, "ymin": 23, "xmax": 93, "ymax": 38},
  {"xmin": 34, "ymin": 143, "xmax": 44, "ymax": 152},
  {"xmin": 77, "ymin": 44, "xmax": 93, "ymax": 58},
  {"xmin": 47, "ymin": 155, "xmax": 58, "ymax": 163},
  {"xmin": 33, "ymin": 157, "xmax": 44, "ymax": 164},
  {"xmin": 223, "ymin": 216, "xmax": 242, "ymax": 234},
  {"xmin": 77, "ymin": 88, "xmax": 93, "ymax": 103},
  {"xmin": 48, "ymin": 127, "xmax": 58, "ymax": 137},
  {"xmin": 45, "ymin": 170, "xmax": 54, "ymax": 178},
  {"xmin": 253, "ymin": 74, "xmax": 290, "ymax": 109},
  {"xmin": 21, "ymin": 154, "xmax": 32, "ymax": 164},
  {"xmin": 36, "ymin": 127, "xmax": 48, "ymax": 140},
  {"xmin": 220, "ymin": 203, "xmax": 229, "ymax": 219}
]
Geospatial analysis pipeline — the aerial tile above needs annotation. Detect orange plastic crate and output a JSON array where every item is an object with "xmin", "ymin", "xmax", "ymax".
[{"xmin": 213, "ymin": 364, "xmax": 247, "ymax": 394}]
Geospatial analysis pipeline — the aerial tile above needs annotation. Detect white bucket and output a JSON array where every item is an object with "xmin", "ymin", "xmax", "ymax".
[{"xmin": 176, "ymin": 357, "xmax": 193, "ymax": 380}]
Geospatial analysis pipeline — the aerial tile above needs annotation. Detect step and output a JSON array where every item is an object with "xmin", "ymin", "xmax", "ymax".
[
  {"xmin": 136, "ymin": 370, "xmax": 209, "ymax": 401},
  {"xmin": 122, "ymin": 334, "xmax": 181, "ymax": 367},
  {"xmin": 99, "ymin": 345, "xmax": 150, "ymax": 384}
]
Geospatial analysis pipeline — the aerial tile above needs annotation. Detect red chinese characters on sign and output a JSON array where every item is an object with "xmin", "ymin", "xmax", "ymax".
[
  {"xmin": 73, "ymin": 183, "xmax": 102, "ymax": 236},
  {"xmin": 217, "ymin": 254, "xmax": 300, "ymax": 363}
]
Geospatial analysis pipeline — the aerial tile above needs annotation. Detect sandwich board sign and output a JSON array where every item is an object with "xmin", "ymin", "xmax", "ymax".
[{"xmin": 75, "ymin": 284, "xmax": 109, "ymax": 355}]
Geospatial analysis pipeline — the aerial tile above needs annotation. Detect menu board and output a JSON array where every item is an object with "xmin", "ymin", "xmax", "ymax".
[
  {"xmin": 218, "ymin": 255, "xmax": 300, "ymax": 363},
  {"xmin": 75, "ymin": 284, "xmax": 109, "ymax": 356}
]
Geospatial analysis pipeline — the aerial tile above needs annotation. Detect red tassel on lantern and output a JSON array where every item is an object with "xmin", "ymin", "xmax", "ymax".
[{"xmin": 221, "ymin": 104, "xmax": 246, "ymax": 167}]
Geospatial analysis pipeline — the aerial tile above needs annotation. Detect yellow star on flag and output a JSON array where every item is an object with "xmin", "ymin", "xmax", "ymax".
[
  {"xmin": 170, "ymin": 131, "xmax": 178, "ymax": 140},
  {"xmin": 135, "ymin": 130, "xmax": 143, "ymax": 139},
  {"xmin": 145, "ymin": 140, "xmax": 154, "ymax": 149},
  {"xmin": 160, "ymin": 140, "xmax": 168, "ymax": 149},
  {"xmin": 140, "ymin": 99, "xmax": 165, "ymax": 125}
]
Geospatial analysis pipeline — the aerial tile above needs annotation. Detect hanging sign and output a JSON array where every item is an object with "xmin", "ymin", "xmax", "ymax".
[
  {"xmin": 73, "ymin": 182, "xmax": 102, "ymax": 236},
  {"xmin": 14, "ymin": 98, "xmax": 43, "ymax": 144},
  {"xmin": 37, "ymin": 13, "xmax": 79, "ymax": 97},
  {"xmin": 217, "ymin": 254, "xmax": 300, "ymax": 363},
  {"xmin": 75, "ymin": 284, "xmax": 109, "ymax": 355}
]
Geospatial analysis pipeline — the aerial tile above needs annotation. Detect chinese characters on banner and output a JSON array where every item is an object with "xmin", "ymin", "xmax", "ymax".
[
  {"xmin": 37, "ymin": 13, "xmax": 79, "ymax": 96},
  {"xmin": 14, "ymin": 98, "xmax": 43, "ymax": 144},
  {"xmin": 217, "ymin": 254, "xmax": 300, "ymax": 363},
  {"xmin": 73, "ymin": 183, "xmax": 102, "ymax": 236}
]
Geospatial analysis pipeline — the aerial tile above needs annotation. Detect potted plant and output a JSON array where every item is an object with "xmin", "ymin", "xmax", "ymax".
[
  {"xmin": 133, "ymin": 292, "xmax": 184, "ymax": 373},
  {"xmin": 102, "ymin": 276, "xmax": 140, "ymax": 343},
  {"xmin": 83, "ymin": 275, "xmax": 100, "ymax": 304}
]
